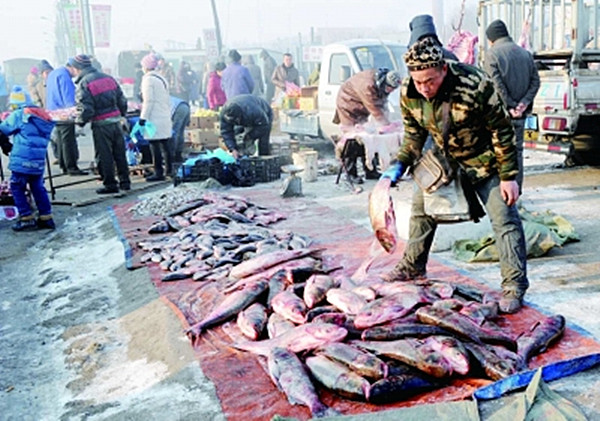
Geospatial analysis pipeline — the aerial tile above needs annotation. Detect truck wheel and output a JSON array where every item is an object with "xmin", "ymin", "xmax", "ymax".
[{"xmin": 570, "ymin": 134, "xmax": 600, "ymax": 166}]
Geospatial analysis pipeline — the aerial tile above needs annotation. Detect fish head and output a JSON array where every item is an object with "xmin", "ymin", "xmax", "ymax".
[
  {"xmin": 375, "ymin": 228, "xmax": 397, "ymax": 254},
  {"xmin": 307, "ymin": 323, "xmax": 348, "ymax": 343}
]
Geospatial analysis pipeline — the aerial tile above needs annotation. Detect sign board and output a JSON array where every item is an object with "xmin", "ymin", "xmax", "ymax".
[
  {"xmin": 91, "ymin": 4, "xmax": 111, "ymax": 48},
  {"xmin": 302, "ymin": 45, "xmax": 324, "ymax": 63},
  {"xmin": 63, "ymin": 4, "xmax": 85, "ymax": 48},
  {"xmin": 203, "ymin": 28, "xmax": 219, "ymax": 59}
]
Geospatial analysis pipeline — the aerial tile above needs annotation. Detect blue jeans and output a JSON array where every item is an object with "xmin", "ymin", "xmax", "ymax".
[
  {"xmin": 402, "ymin": 173, "xmax": 528, "ymax": 293},
  {"xmin": 10, "ymin": 172, "xmax": 52, "ymax": 218}
]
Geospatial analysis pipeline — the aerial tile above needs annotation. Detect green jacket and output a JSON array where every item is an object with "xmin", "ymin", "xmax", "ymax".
[{"xmin": 397, "ymin": 61, "xmax": 518, "ymax": 184}]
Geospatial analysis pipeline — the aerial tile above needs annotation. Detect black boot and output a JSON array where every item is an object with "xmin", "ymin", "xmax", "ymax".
[{"xmin": 343, "ymin": 155, "xmax": 363, "ymax": 184}]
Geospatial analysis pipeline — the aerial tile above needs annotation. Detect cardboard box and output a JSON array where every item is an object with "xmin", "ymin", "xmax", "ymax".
[
  {"xmin": 199, "ymin": 116, "xmax": 218, "ymax": 129},
  {"xmin": 300, "ymin": 86, "xmax": 318, "ymax": 98},
  {"xmin": 188, "ymin": 116, "xmax": 201, "ymax": 128},
  {"xmin": 298, "ymin": 97, "xmax": 317, "ymax": 111},
  {"xmin": 185, "ymin": 128, "xmax": 202, "ymax": 143},
  {"xmin": 199, "ymin": 130, "xmax": 221, "ymax": 149}
]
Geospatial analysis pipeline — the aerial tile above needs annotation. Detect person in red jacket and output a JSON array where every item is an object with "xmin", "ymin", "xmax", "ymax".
[{"xmin": 206, "ymin": 62, "xmax": 227, "ymax": 110}]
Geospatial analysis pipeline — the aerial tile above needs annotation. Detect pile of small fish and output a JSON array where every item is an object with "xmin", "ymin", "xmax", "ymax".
[
  {"xmin": 132, "ymin": 191, "xmax": 566, "ymax": 417},
  {"xmin": 129, "ymin": 185, "xmax": 224, "ymax": 217},
  {"xmin": 136, "ymin": 192, "xmax": 317, "ymax": 284}
]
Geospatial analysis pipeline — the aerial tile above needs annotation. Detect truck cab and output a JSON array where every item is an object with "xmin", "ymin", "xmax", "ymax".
[{"xmin": 318, "ymin": 39, "xmax": 408, "ymax": 140}]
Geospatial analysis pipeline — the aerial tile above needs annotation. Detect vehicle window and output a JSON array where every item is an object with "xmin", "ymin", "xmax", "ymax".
[
  {"xmin": 352, "ymin": 46, "xmax": 395, "ymax": 71},
  {"xmin": 388, "ymin": 46, "xmax": 408, "ymax": 78},
  {"xmin": 328, "ymin": 53, "xmax": 352, "ymax": 85}
]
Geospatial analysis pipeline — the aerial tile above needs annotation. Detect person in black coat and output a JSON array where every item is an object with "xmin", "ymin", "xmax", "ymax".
[{"xmin": 219, "ymin": 94, "xmax": 273, "ymax": 159}]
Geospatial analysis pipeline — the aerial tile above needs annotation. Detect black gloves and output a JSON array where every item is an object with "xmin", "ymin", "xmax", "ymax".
[
  {"xmin": 0, "ymin": 132, "xmax": 11, "ymax": 156},
  {"xmin": 139, "ymin": 119, "xmax": 146, "ymax": 126}
]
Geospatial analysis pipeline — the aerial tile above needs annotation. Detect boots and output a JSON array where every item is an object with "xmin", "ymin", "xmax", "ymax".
[{"xmin": 343, "ymin": 155, "xmax": 363, "ymax": 184}]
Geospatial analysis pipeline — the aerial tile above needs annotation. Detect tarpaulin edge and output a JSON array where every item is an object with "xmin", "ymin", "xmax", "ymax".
[{"xmin": 473, "ymin": 352, "xmax": 600, "ymax": 400}]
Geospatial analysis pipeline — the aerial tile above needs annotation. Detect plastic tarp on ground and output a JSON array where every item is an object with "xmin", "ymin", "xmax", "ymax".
[{"xmin": 110, "ymin": 188, "xmax": 600, "ymax": 421}]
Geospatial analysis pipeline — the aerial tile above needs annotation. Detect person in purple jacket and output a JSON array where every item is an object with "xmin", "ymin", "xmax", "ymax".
[{"xmin": 221, "ymin": 49, "xmax": 254, "ymax": 100}]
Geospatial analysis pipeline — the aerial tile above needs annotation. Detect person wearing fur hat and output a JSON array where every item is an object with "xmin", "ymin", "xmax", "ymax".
[
  {"xmin": 221, "ymin": 49, "xmax": 254, "ymax": 100},
  {"xmin": 484, "ymin": 19, "xmax": 540, "ymax": 193},
  {"xmin": 139, "ymin": 53, "xmax": 173, "ymax": 181},
  {"xmin": 333, "ymin": 68, "xmax": 402, "ymax": 183},
  {"xmin": 381, "ymin": 36, "xmax": 528, "ymax": 314},
  {"xmin": 70, "ymin": 54, "xmax": 131, "ymax": 194},
  {"xmin": 0, "ymin": 86, "xmax": 56, "ymax": 231}
]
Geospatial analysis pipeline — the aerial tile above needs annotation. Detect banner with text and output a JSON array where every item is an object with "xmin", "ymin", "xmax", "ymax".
[{"xmin": 91, "ymin": 4, "xmax": 111, "ymax": 48}]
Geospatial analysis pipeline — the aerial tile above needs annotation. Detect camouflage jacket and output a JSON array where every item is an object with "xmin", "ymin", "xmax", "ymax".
[{"xmin": 397, "ymin": 61, "xmax": 518, "ymax": 184}]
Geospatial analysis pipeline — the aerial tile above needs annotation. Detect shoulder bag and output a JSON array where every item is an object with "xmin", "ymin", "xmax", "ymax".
[{"xmin": 410, "ymin": 102, "xmax": 484, "ymax": 223}]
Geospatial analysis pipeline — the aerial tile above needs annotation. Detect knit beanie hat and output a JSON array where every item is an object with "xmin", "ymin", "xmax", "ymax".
[
  {"xmin": 404, "ymin": 36, "xmax": 444, "ymax": 71},
  {"xmin": 141, "ymin": 53, "xmax": 159, "ymax": 70},
  {"xmin": 30, "ymin": 66, "xmax": 39, "ymax": 76},
  {"xmin": 228, "ymin": 49, "xmax": 242, "ymax": 63},
  {"xmin": 409, "ymin": 15, "xmax": 438, "ymax": 46},
  {"xmin": 215, "ymin": 62, "xmax": 226, "ymax": 71},
  {"xmin": 67, "ymin": 54, "xmax": 92, "ymax": 70},
  {"xmin": 486, "ymin": 20, "xmax": 509, "ymax": 42},
  {"xmin": 385, "ymin": 70, "xmax": 402, "ymax": 88},
  {"xmin": 9, "ymin": 85, "xmax": 33, "ymax": 108},
  {"xmin": 38, "ymin": 59, "xmax": 54, "ymax": 73}
]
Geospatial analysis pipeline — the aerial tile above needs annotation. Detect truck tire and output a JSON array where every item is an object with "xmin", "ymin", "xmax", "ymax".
[{"xmin": 570, "ymin": 134, "xmax": 600, "ymax": 166}]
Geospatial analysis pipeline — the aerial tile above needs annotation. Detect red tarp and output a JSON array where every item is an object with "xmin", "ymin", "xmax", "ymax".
[{"xmin": 111, "ymin": 188, "xmax": 600, "ymax": 421}]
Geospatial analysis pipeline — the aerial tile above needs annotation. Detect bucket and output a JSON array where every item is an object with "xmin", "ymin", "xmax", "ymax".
[{"xmin": 292, "ymin": 150, "xmax": 318, "ymax": 182}]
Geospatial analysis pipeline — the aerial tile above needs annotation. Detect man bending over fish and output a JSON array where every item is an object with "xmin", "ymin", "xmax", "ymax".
[{"xmin": 380, "ymin": 36, "xmax": 528, "ymax": 314}]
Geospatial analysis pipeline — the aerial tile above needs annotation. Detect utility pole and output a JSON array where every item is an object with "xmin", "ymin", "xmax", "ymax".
[
  {"xmin": 210, "ymin": 0, "xmax": 223, "ymax": 56},
  {"xmin": 79, "ymin": 0, "xmax": 95, "ymax": 55}
]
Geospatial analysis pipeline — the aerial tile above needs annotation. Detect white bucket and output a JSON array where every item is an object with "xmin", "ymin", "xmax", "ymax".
[{"xmin": 292, "ymin": 150, "xmax": 318, "ymax": 182}]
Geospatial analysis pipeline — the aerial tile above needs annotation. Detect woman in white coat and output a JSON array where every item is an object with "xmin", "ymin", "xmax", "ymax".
[{"xmin": 140, "ymin": 53, "xmax": 173, "ymax": 180}]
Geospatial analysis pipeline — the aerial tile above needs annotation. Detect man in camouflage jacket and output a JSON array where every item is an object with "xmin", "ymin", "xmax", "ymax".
[{"xmin": 383, "ymin": 37, "xmax": 528, "ymax": 314}]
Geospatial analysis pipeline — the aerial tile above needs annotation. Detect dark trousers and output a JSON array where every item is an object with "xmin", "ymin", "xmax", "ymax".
[
  {"xmin": 54, "ymin": 123, "xmax": 80, "ymax": 173},
  {"xmin": 172, "ymin": 103, "xmax": 191, "ymax": 162},
  {"xmin": 245, "ymin": 124, "xmax": 271, "ymax": 156},
  {"xmin": 150, "ymin": 138, "xmax": 173, "ymax": 177},
  {"xmin": 341, "ymin": 139, "xmax": 379, "ymax": 178},
  {"xmin": 92, "ymin": 122, "xmax": 131, "ymax": 189}
]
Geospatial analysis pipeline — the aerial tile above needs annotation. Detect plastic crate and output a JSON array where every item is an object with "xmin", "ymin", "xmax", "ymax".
[
  {"xmin": 240, "ymin": 156, "xmax": 280, "ymax": 183},
  {"xmin": 174, "ymin": 157, "xmax": 223, "ymax": 184}
]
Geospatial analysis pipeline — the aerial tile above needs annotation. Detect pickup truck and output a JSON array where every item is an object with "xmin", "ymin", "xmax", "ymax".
[
  {"xmin": 278, "ymin": 39, "xmax": 407, "ymax": 141},
  {"xmin": 478, "ymin": 0, "xmax": 600, "ymax": 166}
]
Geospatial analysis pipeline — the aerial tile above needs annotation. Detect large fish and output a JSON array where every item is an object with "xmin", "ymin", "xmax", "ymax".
[
  {"xmin": 517, "ymin": 315, "xmax": 566, "ymax": 363},
  {"xmin": 423, "ymin": 336, "xmax": 470, "ymax": 375},
  {"xmin": 305, "ymin": 354, "xmax": 371, "ymax": 401},
  {"xmin": 361, "ymin": 321, "xmax": 451, "ymax": 341},
  {"xmin": 229, "ymin": 248, "xmax": 322, "ymax": 279},
  {"xmin": 267, "ymin": 347, "xmax": 339, "ymax": 418},
  {"xmin": 316, "ymin": 342, "xmax": 388, "ymax": 380},
  {"xmin": 236, "ymin": 302, "xmax": 267, "ymax": 340},
  {"xmin": 232, "ymin": 322, "xmax": 347, "ymax": 356},
  {"xmin": 304, "ymin": 274, "xmax": 338, "ymax": 308},
  {"xmin": 326, "ymin": 288, "xmax": 367, "ymax": 315},
  {"xmin": 186, "ymin": 279, "xmax": 268, "ymax": 340},
  {"xmin": 368, "ymin": 374, "xmax": 441, "ymax": 404},
  {"xmin": 465, "ymin": 342, "xmax": 524, "ymax": 381},
  {"xmin": 368, "ymin": 178, "xmax": 398, "ymax": 253},
  {"xmin": 266, "ymin": 312, "xmax": 296, "ymax": 339},
  {"xmin": 354, "ymin": 339, "xmax": 454, "ymax": 378},
  {"xmin": 271, "ymin": 290, "xmax": 307, "ymax": 324},
  {"xmin": 416, "ymin": 306, "xmax": 517, "ymax": 351},
  {"xmin": 354, "ymin": 291, "xmax": 430, "ymax": 329}
]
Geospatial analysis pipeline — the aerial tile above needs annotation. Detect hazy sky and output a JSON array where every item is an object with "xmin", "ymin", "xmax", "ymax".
[{"xmin": 2, "ymin": 0, "xmax": 478, "ymax": 67}]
